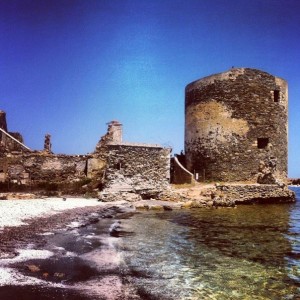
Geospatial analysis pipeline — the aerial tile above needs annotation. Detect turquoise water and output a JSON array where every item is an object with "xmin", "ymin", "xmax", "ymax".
[{"xmin": 120, "ymin": 187, "xmax": 300, "ymax": 299}]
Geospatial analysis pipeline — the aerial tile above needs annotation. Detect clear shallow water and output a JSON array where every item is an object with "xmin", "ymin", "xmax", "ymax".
[
  {"xmin": 120, "ymin": 187, "xmax": 300, "ymax": 299},
  {"xmin": 1, "ymin": 188, "xmax": 300, "ymax": 300}
]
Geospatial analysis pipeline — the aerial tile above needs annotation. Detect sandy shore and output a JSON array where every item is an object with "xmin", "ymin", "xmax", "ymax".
[
  {"xmin": 0, "ymin": 197, "xmax": 133, "ymax": 298},
  {"xmin": 0, "ymin": 197, "xmax": 127, "ymax": 229},
  {"xmin": 0, "ymin": 197, "xmax": 129, "ymax": 261}
]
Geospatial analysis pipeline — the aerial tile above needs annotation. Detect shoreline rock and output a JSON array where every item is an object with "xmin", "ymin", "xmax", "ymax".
[
  {"xmin": 0, "ymin": 182, "xmax": 296, "ymax": 208},
  {"xmin": 214, "ymin": 184, "xmax": 295, "ymax": 206}
]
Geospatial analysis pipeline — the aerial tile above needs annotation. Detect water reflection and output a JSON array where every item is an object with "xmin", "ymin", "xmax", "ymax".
[
  {"xmin": 286, "ymin": 187, "xmax": 300, "ymax": 289},
  {"xmin": 121, "ymin": 188, "xmax": 300, "ymax": 299}
]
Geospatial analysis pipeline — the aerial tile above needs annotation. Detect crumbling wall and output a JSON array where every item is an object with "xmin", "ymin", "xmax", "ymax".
[
  {"xmin": 5, "ymin": 132, "xmax": 24, "ymax": 152},
  {"xmin": 0, "ymin": 112, "xmax": 171, "ymax": 196},
  {"xmin": 185, "ymin": 68, "xmax": 288, "ymax": 182},
  {"xmin": 0, "ymin": 151, "xmax": 108, "ymax": 194},
  {"xmin": 101, "ymin": 144, "xmax": 171, "ymax": 199},
  {"xmin": 95, "ymin": 120, "xmax": 123, "ymax": 152},
  {"xmin": 0, "ymin": 111, "xmax": 8, "ymax": 132},
  {"xmin": 0, "ymin": 110, "xmax": 25, "ymax": 152},
  {"xmin": 1, "ymin": 153, "xmax": 87, "ymax": 185}
]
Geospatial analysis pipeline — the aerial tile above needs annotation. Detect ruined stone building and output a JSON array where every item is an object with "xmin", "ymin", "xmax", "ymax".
[
  {"xmin": 184, "ymin": 68, "xmax": 288, "ymax": 182},
  {"xmin": 0, "ymin": 67, "xmax": 290, "ymax": 193},
  {"xmin": 0, "ymin": 113, "xmax": 170, "ymax": 197}
]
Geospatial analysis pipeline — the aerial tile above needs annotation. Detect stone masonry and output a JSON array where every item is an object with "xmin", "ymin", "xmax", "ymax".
[
  {"xmin": 0, "ymin": 110, "xmax": 25, "ymax": 153},
  {"xmin": 100, "ymin": 144, "xmax": 171, "ymax": 201},
  {"xmin": 214, "ymin": 184, "xmax": 295, "ymax": 205},
  {"xmin": 0, "ymin": 114, "xmax": 171, "ymax": 198},
  {"xmin": 1, "ymin": 153, "xmax": 88, "ymax": 185},
  {"xmin": 185, "ymin": 68, "xmax": 288, "ymax": 182}
]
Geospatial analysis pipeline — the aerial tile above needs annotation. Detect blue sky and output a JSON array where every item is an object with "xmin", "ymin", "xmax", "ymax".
[{"xmin": 0, "ymin": 0, "xmax": 299, "ymax": 177}]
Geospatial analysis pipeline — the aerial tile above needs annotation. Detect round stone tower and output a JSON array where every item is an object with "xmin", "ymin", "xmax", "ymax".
[{"xmin": 185, "ymin": 68, "xmax": 288, "ymax": 182}]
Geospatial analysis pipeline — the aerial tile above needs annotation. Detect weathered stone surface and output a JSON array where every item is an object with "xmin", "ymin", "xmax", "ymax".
[
  {"xmin": 0, "ymin": 152, "xmax": 89, "ymax": 190},
  {"xmin": 95, "ymin": 120, "xmax": 123, "ymax": 152},
  {"xmin": 214, "ymin": 184, "xmax": 295, "ymax": 205},
  {"xmin": 0, "ymin": 71, "xmax": 294, "ymax": 207},
  {"xmin": 185, "ymin": 68, "xmax": 288, "ymax": 182},
  {"xmin": 257, "ymin": 158, "xmax": 279, "ymax": 184},
  {"xmin": 0, "ymin": 116, "xmax": 171, "ymax": 197},
  {"xmin": 99, "ymin": 191, "xmax": 142, "ymax": 202},
  {"xmin": 99, "ymin": 144, "xmax": 171, "ymax": 200},
  {"xmin": 0, "ymin": 110, "xmax": 8, "ymax": 133},
  {"xmin": 166, "ymin": 182, "xmax": 295, "ymax": 207},
  {"xmin": 86, "ymin": 158, "xmax": 106, "ymax": 179},
  {"xmin": 43, "ymin": 134, "xmax": 52, "ymax": 153}
]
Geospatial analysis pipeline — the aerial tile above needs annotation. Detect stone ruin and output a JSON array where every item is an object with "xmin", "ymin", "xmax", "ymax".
[
  {"xmin": 44, "ymin": 134, "xmax": 52, "ymax": 153},
  {"xmin": 184, "ymin": 68, "xmax": 288, "ymax": 183},
  {"xmin": 171, "ymin": 68, "xmax": 290, "ymax": 186},
  {"xmin": 0, "ymin": 110, "xmax": 27, "ymax": 153},
  {"xmin": 0, "ymin": 112, "xmax": 171, "ymax": 199},
  {"xmin": 95, "ymin": 120, "xmax": 123, "ymax": 150},
  {"xmin": 0, "ymin": 67, "xmax": 293, "ymax": 201}
]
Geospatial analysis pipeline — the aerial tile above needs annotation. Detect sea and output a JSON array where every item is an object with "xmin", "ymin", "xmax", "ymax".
[
  {"xmin": 1, "ymin": 187, "xmax": 300, "ymax": 300},
  {"xmin": 120, "ymin": 186, "xmax": 300, "ymax": 299}
]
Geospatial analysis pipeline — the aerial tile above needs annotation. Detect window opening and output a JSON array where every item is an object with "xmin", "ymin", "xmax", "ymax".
[
  {"xmin": 274, "ymin": 90, "xmax": 280, "ymax": 102},
  {"xmin": 257, "ymin": 138, "xmax": 269, "ymax": 149}
]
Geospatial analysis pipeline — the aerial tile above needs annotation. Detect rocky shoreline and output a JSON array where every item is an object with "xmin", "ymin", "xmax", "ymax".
[
  {"xmin": 0, "ymin": 201, "xmax": 140, "ymax": 299},
  {"xmin": 0, "ymin": 183, "xmax": 295, "ymax": 256},
  {"xmin": 99, "ymin": 183, "xmax": 296, "ymax": 208},
  {"xmin": 0, "ymin": 202, "xmax": 127, "ymax": 257},
  {"xmin": 0, "ymin": 182, "xmax": 296, "ymax": 208},
  {"xmin": 0, "ymin": 185, "xmax": 297, "ymax": 299}
]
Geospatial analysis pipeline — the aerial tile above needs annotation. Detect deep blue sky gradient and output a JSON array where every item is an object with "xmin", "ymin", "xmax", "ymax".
[{"xmin": 0, "ymin": 0, "xmax": 299, "ymax": 177}]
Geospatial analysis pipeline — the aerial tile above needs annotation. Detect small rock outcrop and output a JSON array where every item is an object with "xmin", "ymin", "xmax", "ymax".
[
  {"xmin": 214, "ymin": 184, "xmax": 295, "ymax": 205},
  {"xmin": 257, "ymin": 157, "xmax": 278, "ymax": 184}
]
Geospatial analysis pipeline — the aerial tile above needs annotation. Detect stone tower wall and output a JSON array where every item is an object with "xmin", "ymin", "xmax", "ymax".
[{"xmin": 185, "ymin": 68, "xmax": 288, "ymax": 182}]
